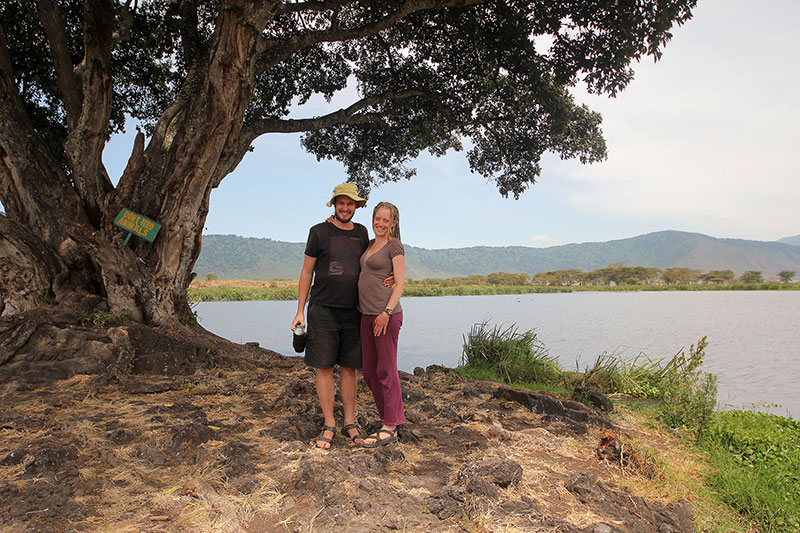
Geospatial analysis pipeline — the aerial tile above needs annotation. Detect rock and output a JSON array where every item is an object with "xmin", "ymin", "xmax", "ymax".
[
  {"xmin": 315, "ymin": 478, "xmax": 348, "ymax": 507},
  {"xmin": 24, "ymin": 445, "xmax": 78, "ymax": 477},
  {"xmin": 494, "ymin": 385, "xmax": 567, "ymax": 417},
  {"xmin": 466, "ymin": 477, "xmax": 499, "ymax": 498},
  {"xmin": 401, "ymin": 387, "xmax": 426, "ymax": 403},
  {"xmin": 457, "ymin": 458, "xmax": 523, "ymax": 488},
  {"xmin": 565, "ymin": 471, "xmax": 597, "ymax": 501},
  {"xmin": 353, "ymin": 496, "xmax": 372, "ymax": 513},
  {"xmin": 168, "ymin": 422, "xmax": 214, "ymax": 448},
  {"xmin": 413, "ymin": 367, "xmax": 425, "ymax": 376},
  {"xmin": 574, "ymin": 385, "xmax": 614, "ymax": 413},
  {"xmin": 461, "ymin": 386, "xmax": 482, "ymax": 398},
  {"xmin": 427, "ymin": 486, "xmax": 467, "ymax": 519},
  {"xmin": 448, "ymin": 425, "xmax": 487, "ymax": 448}
]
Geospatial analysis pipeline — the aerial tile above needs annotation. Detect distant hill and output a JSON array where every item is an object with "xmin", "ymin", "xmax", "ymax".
[
  {"xmin": 194, "ymin": 230, "xmax": 800, "ymax": 280},
  {"xmin": 778, "ymin": 235, "xmax": 800, "ymax": 246}
]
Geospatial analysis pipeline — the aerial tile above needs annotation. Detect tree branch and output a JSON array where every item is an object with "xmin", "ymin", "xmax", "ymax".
[
  {"xmin": 261, "ymin": 0, "xmax": 482, "ymax": 70},
  {"xmin": 63, "ymin": 0, "xmax": 116, "ymax": 227},
  {"xmin": 278, "ymin": 0, "xmax": 353, "ymax": 14},
  {"xmin": 176, "ymin": 0, "xmax": 202, "ymax": 68},
  {"xmin": 216, "ymin": 89, "xmax": 431, "ymax": 182},
  {"xmin": 36, "ymin": 0, "xmax": 82, "ymax": 129}
]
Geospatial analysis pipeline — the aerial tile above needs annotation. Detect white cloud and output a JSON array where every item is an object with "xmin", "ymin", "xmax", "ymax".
[{"xmin": 528, "ymin": 234, "xmax": 566, "ymax": 247}]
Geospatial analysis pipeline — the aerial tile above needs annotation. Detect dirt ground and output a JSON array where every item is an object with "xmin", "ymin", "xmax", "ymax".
[{"xmin": 1, "ymin": 347, "xmax": 695, "ymax": 532}]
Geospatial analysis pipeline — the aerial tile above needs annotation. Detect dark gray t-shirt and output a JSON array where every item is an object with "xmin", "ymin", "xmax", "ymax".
[
  {"xmin": 358, "ymin": 238, "xmax": 404, "ymax": 315},
  {"xmin": 305, "ymin": 222, "xmax": 369, "ymax": 309}
]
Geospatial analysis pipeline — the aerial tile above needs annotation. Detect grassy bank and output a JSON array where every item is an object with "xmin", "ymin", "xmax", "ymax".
[
  {"xmin": 188, "ymin": 279, "xmax": 797, "ymax": 302},
  {"xmin": 457, "ymin": 322, "xmax": 799, "ymax": 532}
]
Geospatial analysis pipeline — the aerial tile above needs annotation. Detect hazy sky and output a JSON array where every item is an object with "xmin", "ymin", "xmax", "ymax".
[{"xmin": 104, "ymin": 0, "xmax": 800, "ymax": 250}]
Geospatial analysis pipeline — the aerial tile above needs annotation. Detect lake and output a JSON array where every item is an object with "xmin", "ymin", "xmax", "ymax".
[{"xmin": 196, "ymin": 291, "xmax": 799, "ymax": 419}]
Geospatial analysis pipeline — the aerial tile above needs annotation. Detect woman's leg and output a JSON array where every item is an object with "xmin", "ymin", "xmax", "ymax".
[
  {"xmin": 360, "ymin": 314, "xmax": 384, "ymax": 419},
  {"xmin": 373, "ymin": 312, "xmax": 405, "ymax": 426}
]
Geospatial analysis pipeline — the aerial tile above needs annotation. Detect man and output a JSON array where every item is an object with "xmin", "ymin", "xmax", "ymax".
[{"xmin": 292, "ymin": 182, "xmax": 370, "ymax": 449}]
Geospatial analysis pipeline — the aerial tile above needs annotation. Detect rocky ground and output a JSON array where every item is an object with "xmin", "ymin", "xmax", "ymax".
[{"xmin": 1, "ymin": 342, "xmax": 696, "ymax": 532}]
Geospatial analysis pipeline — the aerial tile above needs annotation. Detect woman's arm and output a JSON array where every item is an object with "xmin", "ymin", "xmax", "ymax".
[{"xmin": 373, "ymin": 253, "xmax": 405, "ymax": 336}]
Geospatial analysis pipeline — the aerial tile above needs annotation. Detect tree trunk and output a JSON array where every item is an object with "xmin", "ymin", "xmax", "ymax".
[{"xmin": 0, "ymin": 4, "xmax": 274, "ymax": 377}]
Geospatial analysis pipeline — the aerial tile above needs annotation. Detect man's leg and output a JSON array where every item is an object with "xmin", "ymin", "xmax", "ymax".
[
  {"xmin": 315, "ymin": 367, "xmax": 336, "ymax": 449},
  {"xmin": 340, "ymin": 367, "xmax": 359, "ymax": 428},
  {"xmin": 338, "ymin": 308, "xmax": 365, "ymax": 444},
  {"xmin": 306, "ymin": 304, "xmax": 340, "ymax": 449}
]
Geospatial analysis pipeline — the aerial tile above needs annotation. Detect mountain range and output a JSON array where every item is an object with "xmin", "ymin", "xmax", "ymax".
[{"xmin": 194, "ymin": 230, "xmax": 800, "ymax": 281}]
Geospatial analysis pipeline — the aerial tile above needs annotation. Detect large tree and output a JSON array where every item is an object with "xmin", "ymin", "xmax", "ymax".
[{"xmin": 0, "ymin": 0, "xmax": 695, "ymax": 355}]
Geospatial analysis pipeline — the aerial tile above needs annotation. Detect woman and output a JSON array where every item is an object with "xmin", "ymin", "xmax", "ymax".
[{"xmin": 357, "ymin": 201, "xmax": 406, "ymax": 447}]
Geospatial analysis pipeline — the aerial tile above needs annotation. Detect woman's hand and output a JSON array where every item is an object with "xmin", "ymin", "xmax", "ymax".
[{"xmin": 373, "ymin": 312, "xmax": 389, "ymax": 336}]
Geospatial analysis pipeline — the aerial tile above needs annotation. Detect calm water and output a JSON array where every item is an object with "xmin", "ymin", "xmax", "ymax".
[{"xmin": 196, "ymin": 291, "xmax": 800, "ymax": 419}]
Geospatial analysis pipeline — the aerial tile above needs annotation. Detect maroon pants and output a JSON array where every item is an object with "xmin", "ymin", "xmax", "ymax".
[{"xmin": 360, "ymin": 312, "xmax": 406, "ymax": 426}]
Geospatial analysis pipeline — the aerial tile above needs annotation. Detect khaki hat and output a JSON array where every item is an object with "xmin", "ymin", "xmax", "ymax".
[{"xmin": 326, "ymin": 182, "xmax": 367, "ymax": 208}]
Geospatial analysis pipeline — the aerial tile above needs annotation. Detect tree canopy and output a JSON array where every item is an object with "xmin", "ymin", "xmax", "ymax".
[{"xmin": 0, "ymin": 0, "xmax": 697, "ymax": 327}]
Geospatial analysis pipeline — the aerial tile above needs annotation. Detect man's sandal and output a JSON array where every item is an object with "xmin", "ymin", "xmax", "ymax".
[
  {"xmin": 342, "ymin": 423, "xmax": 365, "ymax": 444},
  {"xmin": 313, "ymin": 425, "xmax": 336, "ymax": 449},
  {"xmin": 360, "ymin": 428, "xmax": 397, "ymax": 448}
]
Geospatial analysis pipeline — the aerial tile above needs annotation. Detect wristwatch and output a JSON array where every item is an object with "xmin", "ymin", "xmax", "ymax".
[{"xmin": 384, "ymin": 308, "xmax": 393, "ymax": 316}]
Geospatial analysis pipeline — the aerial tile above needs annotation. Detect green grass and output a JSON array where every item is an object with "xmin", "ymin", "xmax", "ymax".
[
  {"xmin": 188, "ymin": 286, "xmax": 298, "ymax": 301},
  {"xmin": 702, "ymin": 411, "xmax": 800, "ymax": 531}
]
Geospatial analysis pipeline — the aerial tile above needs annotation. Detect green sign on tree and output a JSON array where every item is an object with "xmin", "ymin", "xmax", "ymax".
[{"xmin": 114, "ymin": 208, "xmax": 161, "ymax": 245}]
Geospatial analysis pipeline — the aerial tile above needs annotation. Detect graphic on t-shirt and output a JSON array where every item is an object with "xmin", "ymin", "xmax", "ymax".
[
  {"xmin": 328, "ymin": 235, "xmax": 362, "ymax": 276},
  {"xmin": 329, "ymin": 261, "xmax": 344, "ymax": 275}
]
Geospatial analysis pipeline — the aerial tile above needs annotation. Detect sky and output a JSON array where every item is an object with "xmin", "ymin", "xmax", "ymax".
[{"xmin": 103, "ymin": 0, "xmax": 800, "ymax": 250}]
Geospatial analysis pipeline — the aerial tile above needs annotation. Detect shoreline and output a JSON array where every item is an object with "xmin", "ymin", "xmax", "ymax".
[{"xmin": 188, "ymin": 280, "xmax": 799, "ymax": 302}]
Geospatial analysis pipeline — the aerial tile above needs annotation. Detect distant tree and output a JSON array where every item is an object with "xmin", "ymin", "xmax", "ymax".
[
  {"xmin": 738, "ymin": 271, "xmax": 763, "ymax": 284},
  {"xmin": 778, "ymin": 270, "xmax": 795, "ymax": 283},
  {"xmin": 662, "ymin": 267, "xmax": 701, "ymax": 285},
  {"xmin": 206, "ymin": 272, "xmax": 219, "ymax": 281},
  {"xmin": 487, "ymin": 272, "xmax": 529, "ymax": 286},
  {"xmin": 699, "ymin": 270, "xmax": 735, "ymax": 284}
]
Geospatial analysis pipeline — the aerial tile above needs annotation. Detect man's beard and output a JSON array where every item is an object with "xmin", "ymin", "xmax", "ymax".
[{"xmin": 335, "ymin": 211, "xmax": 353, "ymax": 223}]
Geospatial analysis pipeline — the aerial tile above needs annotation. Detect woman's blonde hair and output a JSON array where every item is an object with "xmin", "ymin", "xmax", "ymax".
[{"xmin": 372, "ymin": 201, "xmax": 401, "ymax": 241}]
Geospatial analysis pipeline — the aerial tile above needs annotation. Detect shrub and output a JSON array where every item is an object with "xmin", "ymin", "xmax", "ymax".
[
  {"xmin": 460, "ymin": 322, "xmax": 561, "ymax": 386},
  {"xmin": 658, "ymin": 337, "xmax": 717, "ymax": 439},
  {"xmin": 205, "ymin": 272, "xmax": 219, "ymax": 280}
]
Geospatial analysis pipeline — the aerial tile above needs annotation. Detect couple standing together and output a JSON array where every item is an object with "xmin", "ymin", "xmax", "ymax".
[{"xmin": 291, "ymin": 183, "xmax": 406, "ymax": 449}]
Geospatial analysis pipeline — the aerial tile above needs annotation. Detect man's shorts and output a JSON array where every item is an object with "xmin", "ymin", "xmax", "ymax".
[{"xmin": 305, "ymin": 303, "xmax": 362, "ymax": 369}]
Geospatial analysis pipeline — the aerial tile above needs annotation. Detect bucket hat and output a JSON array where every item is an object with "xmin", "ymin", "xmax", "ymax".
[{"xmin": 326, "ymin": 182, "xmax": 367, "ymax": 208}]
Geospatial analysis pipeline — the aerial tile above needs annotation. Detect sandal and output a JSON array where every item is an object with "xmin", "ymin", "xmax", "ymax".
[
  {"xmin": 342, "ymin": 423, "xmax": 365, "ymax": 445},
  {"xmin": 313, "ymin": 425, "xmax": 336, "ymax": 449},
  {"xmin": 360, "ymin": 428, "xmax": 397, "ymax": 448}
]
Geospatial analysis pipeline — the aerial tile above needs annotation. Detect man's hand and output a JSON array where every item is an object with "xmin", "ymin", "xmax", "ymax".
[
  {"xmin": 383, "ymin": 272, "xmax": 395, "ymax": 287},
  {"xmin": 373, "ymin": 312, "xmax": 389, "ymax": 336},
  {"xmin": 292, "ymin": 311, "xmax": 305, "ymax": 331}
]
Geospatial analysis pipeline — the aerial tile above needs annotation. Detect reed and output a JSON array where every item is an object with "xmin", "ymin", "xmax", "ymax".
[{"xmin": 459, "ymin": 321, "xmax": 562, "ymax": 387}]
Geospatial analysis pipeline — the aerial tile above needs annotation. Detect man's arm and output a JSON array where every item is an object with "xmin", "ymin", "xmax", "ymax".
[{"xmin": 292, "ymin": 254, "xmax": 317, "ymax": 330}]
